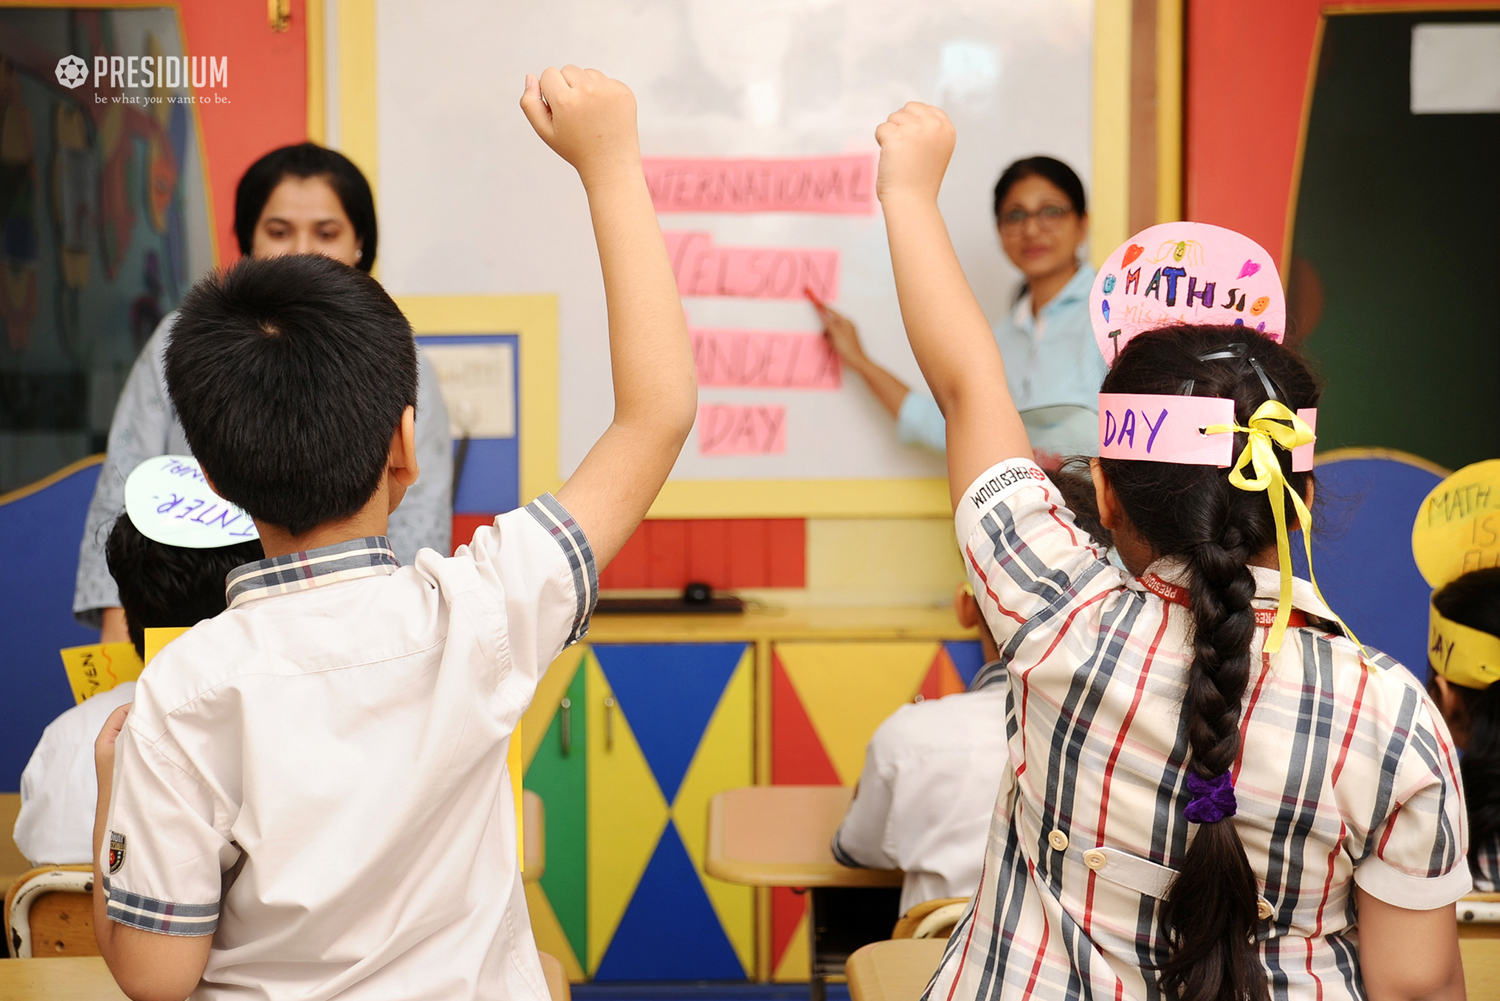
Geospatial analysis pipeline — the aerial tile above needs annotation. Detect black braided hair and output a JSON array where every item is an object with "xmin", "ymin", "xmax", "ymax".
[{"xmin": 1098, "ymin": 325, "xmax": 1319, "ymax": 1001}]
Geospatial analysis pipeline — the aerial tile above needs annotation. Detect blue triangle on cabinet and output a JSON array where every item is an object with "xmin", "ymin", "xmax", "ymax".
[{"xmin": 593, "ymin": 642, "xmax": 745, "ymax": 803}]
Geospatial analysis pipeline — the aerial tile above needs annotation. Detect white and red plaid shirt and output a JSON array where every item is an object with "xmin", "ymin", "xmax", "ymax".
[{"xmin": 928, "ymin": 459, "xmax": 1470, "ymax": 1001}]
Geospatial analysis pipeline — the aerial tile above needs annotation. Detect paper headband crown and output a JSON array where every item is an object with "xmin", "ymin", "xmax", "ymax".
[
  {"xmin": 1429, "ymin": 605, "xmax": 1500, "ymax": 689},
  {"xmin": 124, "ymin": 455, "xmax": 259, "ymax": 549},
  {"xmin": 1090, "ymin": 222, "xmax": 1287, "ymax": 365},
  {"xmin": 1411, "ymin": 459, "xmax": 1500, "ymax": 688}
]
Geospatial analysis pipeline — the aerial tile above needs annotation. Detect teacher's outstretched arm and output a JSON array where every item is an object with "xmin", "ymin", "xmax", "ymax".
[{"xmin": 876, "ymin": 103, "xmax": 1032, "ymax": 507}]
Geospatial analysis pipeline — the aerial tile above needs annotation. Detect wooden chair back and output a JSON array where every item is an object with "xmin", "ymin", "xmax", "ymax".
[
  {"xmin": 4, "ymin": 865, "xmax": 97, "ymax": 958},
  {"xmin": 523, "ymin": 790, "xmax": 545, "ymax": 883},
  {"xmin": 891, "ymin": 897, "xmax": 967, "ymax": 940},
  {"xmin": 538, "ymin": 950, "xmax": 570, "ymax": 1001},
  {"xmin": 845, "ymin": 939, "xmax": 947, "ymax": 1001}
]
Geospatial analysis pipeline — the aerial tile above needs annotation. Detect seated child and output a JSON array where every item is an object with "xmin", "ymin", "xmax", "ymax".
[
  {"xmin": 15, "ymin": 478, "xmax": 261, "ymax": 866},
  {"xmin": 832, "ymin": 584, "xmax": 1007, "ymax": 911},
  {"xmin": 90, "ymin": 67, "xmax": 696, "ymax": 1001},
  {"xmin": 875, "ymin": 103, "xmax": 1467, "ymax": 1000},
  {"xmin": 1425, "ymin": 567, "xmax": 1500, "ymax": 891}
]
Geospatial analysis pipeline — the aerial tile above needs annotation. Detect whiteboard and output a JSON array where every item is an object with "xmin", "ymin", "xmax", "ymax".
[{"xmin": 377, "ymin": 0, "xmax": 1093, "ymax": 485}]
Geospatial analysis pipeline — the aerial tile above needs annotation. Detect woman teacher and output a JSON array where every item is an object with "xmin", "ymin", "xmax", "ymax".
[
  {"xmin": 75, "ymin": 144, "xmax": 453, "ymax": 639},
  {"xmin": 821, "ymin": 156, "xmax": 1103, "ymax": 465}
]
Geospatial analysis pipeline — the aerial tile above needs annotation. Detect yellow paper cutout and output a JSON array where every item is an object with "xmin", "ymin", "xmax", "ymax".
[
  {"xmin": 1412, "ymin": 459, "xmax": 1500, "ymax": 588},
  {"xmin": 1430, "ymin": 605, "xmax": 1500, "ymax": 690},
  {"xmin": 58, "ymin": 642, "xmax": 143, "ymax": 705},
  {"xmin": 142, "ymin": 626, "xmax": 191, "ymax": 665}
]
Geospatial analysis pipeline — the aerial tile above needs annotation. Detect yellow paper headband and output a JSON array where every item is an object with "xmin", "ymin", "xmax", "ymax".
[{"xmin": 1429, "ymin": 604, "xmax": 1500, "ymax": 690}]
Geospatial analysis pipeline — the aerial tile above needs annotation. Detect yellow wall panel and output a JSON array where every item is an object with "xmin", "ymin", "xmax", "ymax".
[
  {"xmin": 586, "ymin": 655, "xmax": 668, "ymax": 973},
  {"xmin": 772, "ymin": 910, "xmax": 811, "ymax": 983},
  {"xmin": 777, "ymin": 642, "xmax": 938, "ymax": 785},
  {"xmin": 525, "ymin": 882, "xmax": 586, "ymax": 982},
  {"xmin": 672, "ymin": 650, "xmax": 755, "ymax": 976}
]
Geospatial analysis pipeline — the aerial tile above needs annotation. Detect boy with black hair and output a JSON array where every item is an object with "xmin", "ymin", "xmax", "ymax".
[
  {"xmin": 15, "ymin": 509, "xmax": 261, "ymax": 866},
  {"xmin": 90, "ymin": 67, "xmax": 697, "ymax": 1001}
]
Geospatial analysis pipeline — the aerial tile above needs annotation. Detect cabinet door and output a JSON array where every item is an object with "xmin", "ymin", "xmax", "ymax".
[
  {"xmin": 522, "ymin": 645, "xmax": 590, "ymax": 980},
  {"xmin": 766, "ymin": 640, "xmax": 981, "ymax": 981},
  {"xmin": 588, "ymin": 642, "xmax": 755, "ymax": 980}
]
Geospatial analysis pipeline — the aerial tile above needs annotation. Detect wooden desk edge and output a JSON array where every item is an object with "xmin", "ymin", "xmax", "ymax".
[
  {"xmin": 706, "ymin": 792, "xmax": 905, "ymax": 888},
  {"xmin": 705, "ymin": 856, "xmax": 905, "ymax": 888}
]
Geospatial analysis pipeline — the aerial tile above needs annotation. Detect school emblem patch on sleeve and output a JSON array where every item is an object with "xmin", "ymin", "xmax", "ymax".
[{"xmin": 108, "ymin": 831, "xmax": 126, "ymax": 874}]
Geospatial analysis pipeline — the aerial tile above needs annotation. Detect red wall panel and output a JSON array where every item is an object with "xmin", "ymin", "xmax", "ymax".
[
  {"xmin": 1183, "ymin": 0, "xmax": 1495, "ymax": 269},
  {"xmin": 595, "ymin": 518, "xmax": 807, "ymax": 591}
]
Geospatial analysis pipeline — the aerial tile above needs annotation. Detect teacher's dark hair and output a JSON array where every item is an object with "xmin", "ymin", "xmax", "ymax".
[
  {"xmin": 165, "ymin": 255, "xmax": 417, "ymax": 536},
  {"xmin": 1430, "ymin": 568, "xmax": 1500, "ymax": 878},
  {"xmin": 1099, "ymin": 326, "xmax": 1320, "ymax": 1001},
  {"xmin": 993, "ymin": 156, "xmax": 1087, "ymax": 219},
  {"xmin": 234, "ymin": 143, "xmax": 378, "ymax": 272}
]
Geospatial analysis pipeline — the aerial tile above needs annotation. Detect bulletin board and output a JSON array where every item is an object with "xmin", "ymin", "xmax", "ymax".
[{"xmin": 367, "ymin": 0, "xmax": 1096, "ymax": 517}]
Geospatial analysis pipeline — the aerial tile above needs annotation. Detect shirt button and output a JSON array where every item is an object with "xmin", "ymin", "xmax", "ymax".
[
  {"xmin": 1048, "ymin": 830, "xmax": 1069, "ymax": 851},
  {"xmin": 1257, "ymin": 898, "xmax": 1274, "ymax": 920},
  {"xmin": 1082, "ymin": 849, "xmax": 1107, "ymax": 871}
]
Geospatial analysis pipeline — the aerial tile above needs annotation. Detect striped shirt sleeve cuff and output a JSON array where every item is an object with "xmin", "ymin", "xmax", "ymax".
[
  {"xmin": 955, "ymin": 458, "xmax": 1051, "ymax": 546},
  {"xmin": 103, "ymin": 877, "xmax": 218, "ymax": 937},
  {"xmin": 1352, "ymin": 854, "xmax": 1473, "ymax": 911},
  {"xmin": 525, "ymin": 494, "xmax": 599, "ymax": 647}
]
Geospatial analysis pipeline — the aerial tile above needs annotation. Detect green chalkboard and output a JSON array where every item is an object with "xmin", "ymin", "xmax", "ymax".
[{"xmin": 1289, "ymin": 11, "xmax": 1500, "ymax": 472}]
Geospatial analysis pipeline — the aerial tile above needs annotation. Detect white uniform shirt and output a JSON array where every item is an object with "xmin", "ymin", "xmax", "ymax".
[
  {"xmin": 832, "ymin": 662, "xmax": 1009, "ymax": 912},
  {"xmin": 102, "ymin": 495, "xmax": 596, "ymax": 1001},
  {"xmin": 15, "ymin": 682, "xmax": 137, "ymax": 865}
]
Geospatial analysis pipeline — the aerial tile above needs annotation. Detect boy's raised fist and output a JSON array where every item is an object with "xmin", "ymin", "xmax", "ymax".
[
  {"xmin": 521, "ymin": 67, "xmax": 641, "ymax": 184},
  {"xmin": 875, "ymin": 102, "xmax": 956, "ymax": 203}
]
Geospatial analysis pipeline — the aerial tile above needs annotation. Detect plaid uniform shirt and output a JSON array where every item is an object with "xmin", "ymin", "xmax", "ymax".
[{"xmin": 928, "ymin": 459, "xmax": 1470, "ymax": 1001}]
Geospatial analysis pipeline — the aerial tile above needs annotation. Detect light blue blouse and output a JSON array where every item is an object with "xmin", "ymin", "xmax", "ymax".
[{"xmin": 896, "ymin": 263, "xmax": 1106, "ymax": 453}]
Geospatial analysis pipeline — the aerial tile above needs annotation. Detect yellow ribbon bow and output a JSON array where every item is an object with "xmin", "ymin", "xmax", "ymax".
[{"xmin": 1204, "ymin": 401, "xmax": 1359, "ymax": 655}]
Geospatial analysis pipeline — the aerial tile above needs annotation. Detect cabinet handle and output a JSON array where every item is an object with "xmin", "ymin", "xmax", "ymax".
[
  {"xmin": 604, "ymin": 696, "xmax": 616, "ymax": 751},
  {"xmin": 559, "ymin": 698, "xmax": 572, "ymax": 756}
]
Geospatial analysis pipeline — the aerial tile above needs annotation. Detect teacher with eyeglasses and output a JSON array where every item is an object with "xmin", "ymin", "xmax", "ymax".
[{"xmin": 819, "ymin": 156, "xmax": 1104, "ymax": 466}]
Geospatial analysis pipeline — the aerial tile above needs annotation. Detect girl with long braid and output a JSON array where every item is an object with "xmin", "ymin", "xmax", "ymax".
[{"xmin": 875, "ymin": 102, "xmax": 1468, "ymax": 1001}]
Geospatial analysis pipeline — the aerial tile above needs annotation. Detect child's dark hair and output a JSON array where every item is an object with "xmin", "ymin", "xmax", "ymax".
[
  {"xmin": 992, "ymin": 156, "xmax": 1087, "ymax": 219},
  {"xmin": 165, "ymin": 254, "xmax": 418, "ymax": 536},
  {"xmin": 234, "ymin": 143, "xmax": 378, "ymax": 272},
  {"xmin": 1098, "ymin": 326, "xmax": 1320, "ymax": 1001},
  {"xmin": 104, "ymin": 514, "xmax": 264, "ymax": 658},
  {"xmin": 1430, "ymin": 568, "xmax": 1500, "ymax": 873}
]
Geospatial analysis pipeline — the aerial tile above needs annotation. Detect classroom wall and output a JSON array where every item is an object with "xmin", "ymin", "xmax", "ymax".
[
  {"xmin": 1288, "ymin": 11, "xmax": 1500, "ymax": 470},
  {"xmin": 1183, "ymin": 0, "xmax": 1499, "ymax": 270}
]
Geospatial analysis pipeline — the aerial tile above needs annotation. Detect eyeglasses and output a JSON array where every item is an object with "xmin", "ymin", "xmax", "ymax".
[{"xmin": 998, "ymin": 204, "xmax": 1074, "ymax": 231}]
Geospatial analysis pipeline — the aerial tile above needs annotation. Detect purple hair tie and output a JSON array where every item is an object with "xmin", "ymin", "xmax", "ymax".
[{"xmin": 1183, "ymin": 771, "xmax": 1237, "ymax": 825}]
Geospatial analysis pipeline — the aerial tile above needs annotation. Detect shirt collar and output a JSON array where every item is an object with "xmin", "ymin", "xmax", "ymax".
[
  {"xmin": 1134, "ymin": 556, "xmax": 1342, "ymax": 627},
  {"xmin": 1008, "ymin": 262, "xmax": 1096, "ymax": 332},
  {"xmin": 226, "ymin": 536, "xmax": 399, "ymax": 609},
  {"xmin": 969, "ymin": 659, "xmax": 1008, "ymax": 692}
]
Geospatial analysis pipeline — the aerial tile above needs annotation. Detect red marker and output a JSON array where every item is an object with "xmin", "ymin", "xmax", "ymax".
[{"xmin": 804, "ymin": 286, "xmax": 828, "ymax": 313}]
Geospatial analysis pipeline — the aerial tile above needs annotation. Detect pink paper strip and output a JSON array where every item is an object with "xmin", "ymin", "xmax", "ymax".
[
  {"xmin": 692, "ymin": 328, "xmax": 840, "ymax": 389},
  {"xmin": 645, "ymin": 156, "xmax": 875, "ymax": 215},
  {"xmin": 698, "ymin": 404, "xmax": 788, "ymax": 456},
  {"xmin": 1292, "ymin": 408, "xmax": 1316, "ymax": 472},
  {"xmin": 1098, "ymin": 394, "xmax": 1235, "ymax": 466},
  {"xmin": 664, "ymin": 231, "xmax": 840, "ymax": 300}
]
